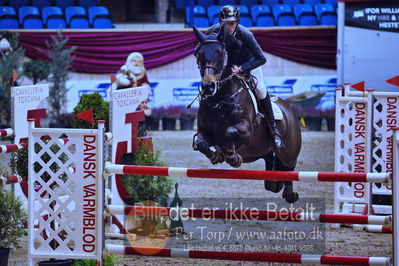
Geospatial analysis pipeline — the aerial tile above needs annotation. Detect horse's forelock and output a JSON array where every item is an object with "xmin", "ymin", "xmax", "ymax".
[{"xmin": 199, "ymin": 34, "xmax": 224, "ymax": 63}]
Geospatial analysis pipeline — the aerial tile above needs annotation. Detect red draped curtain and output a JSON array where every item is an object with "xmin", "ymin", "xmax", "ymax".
[{"xmin": 18, "ymin": 27, "xmax": 336, "ymax": 74}]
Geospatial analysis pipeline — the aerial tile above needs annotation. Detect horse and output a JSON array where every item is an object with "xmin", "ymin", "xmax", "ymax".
[{"xmin": 192, "ymin": 26, "xmax": 302, "ymax": 203}]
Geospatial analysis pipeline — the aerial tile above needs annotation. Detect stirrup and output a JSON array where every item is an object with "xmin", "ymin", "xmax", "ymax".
[{"xmin": 273, "ymin": 134, "xmax": 285, "ymax": 149}]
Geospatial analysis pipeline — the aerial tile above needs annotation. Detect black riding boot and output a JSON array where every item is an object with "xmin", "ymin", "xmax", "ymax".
[{"xmin": 260, "ymin": 95, "xmax": 285, "ymax": 149}]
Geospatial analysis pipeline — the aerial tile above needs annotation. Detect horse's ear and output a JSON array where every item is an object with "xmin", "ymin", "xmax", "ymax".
[
  {"xmin": 193, "ymin": 26, "xmax": 205, "ymax": 43},
  {"xmin": 217, "ymin": 24, "xmax": 226, "ymax": 43}
]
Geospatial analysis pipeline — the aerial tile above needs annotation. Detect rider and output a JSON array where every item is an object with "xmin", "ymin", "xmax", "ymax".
[{"xmin": 206, "ymin": 5, "xmax": 284, "ymax": 149}]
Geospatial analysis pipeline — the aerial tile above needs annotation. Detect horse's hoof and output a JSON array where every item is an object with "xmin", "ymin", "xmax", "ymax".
[
  {"xmin": 226, "ymin": 154, "xmax": 241, "ymax": 168},
  {"xmin": 230, "ymin": 154, "xmax": 242, "ymax": 168},
  {"xmin": 210, "ymin": 152, "xmax": 224, "ymax": 164},
  {"xmin": 283, "ymin": 192, "xmax": 299, "ymax": 203},
  {"xmin": 264, "ymin": 181, "xmax": 284, "ymax": 193}
]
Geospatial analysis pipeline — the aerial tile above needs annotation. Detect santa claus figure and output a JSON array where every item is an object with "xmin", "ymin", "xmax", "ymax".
[
  {"xmin": 115, "ymin": 52, "xmax": 150, "ymax": 89},
  {"xmin": 0, "ymin": 35, "xmax": 12, "ymax": 55}
]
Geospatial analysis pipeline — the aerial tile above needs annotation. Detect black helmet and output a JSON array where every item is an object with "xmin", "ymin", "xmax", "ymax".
[{"xmin": 219, "ymin": 5, "xmax": 240, "ymax": 23}]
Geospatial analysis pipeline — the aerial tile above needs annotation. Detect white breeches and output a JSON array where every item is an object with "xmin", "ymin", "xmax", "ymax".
[{"xmin": 251, "ymin": 66, "xmax": 267, "ymax": 99}]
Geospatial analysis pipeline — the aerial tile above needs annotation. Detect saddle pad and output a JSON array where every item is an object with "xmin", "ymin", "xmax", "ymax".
[
  {"xmin": 248, "ymin": 90, "xmax": 283, "ymax": 120},
  {"xmin": 271, "ymin": 96, "xmax": 283, "ymax": 120}
]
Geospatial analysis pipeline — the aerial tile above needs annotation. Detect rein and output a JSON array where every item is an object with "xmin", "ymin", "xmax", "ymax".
[{"xmin": 203, "ymin": 73, "xmax": 253, "ymax": 110}]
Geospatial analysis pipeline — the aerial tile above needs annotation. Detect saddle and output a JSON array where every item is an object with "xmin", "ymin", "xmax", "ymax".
[{"xmin": 239, "ymin": 77, "xmax": 283, "ymax": 123}]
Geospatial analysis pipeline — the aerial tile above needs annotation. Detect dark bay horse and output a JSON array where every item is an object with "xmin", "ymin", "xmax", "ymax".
[{"xmin": 192, "ymin": 26, "xmax": 302, "ymax": 203}]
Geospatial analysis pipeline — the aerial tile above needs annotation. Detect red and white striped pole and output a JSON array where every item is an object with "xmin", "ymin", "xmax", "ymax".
[
  {"xmin": 106, "ymin": 245, "xmax": 390, "ymax": 265},
  {"xmin": 0, "ymin": 175, "xmax": 22, "ymax": 185},
  {"xmin": 0, "ymin": 143, "xmax": 27, "ymax": 153},
  {"xmin": 107, "ymin": 205, "xmax": 391, "ymax": 226},
  {"xmin": 105, "ymin": 163, "xmax": 391, "ymax": 183},
  {"xmin": 366, "ymin": 225, "xmax": 392, "ymax": 233},
  {"xmin": 0, "ymin": 128, "xmax": 14, "ymax": 137}
]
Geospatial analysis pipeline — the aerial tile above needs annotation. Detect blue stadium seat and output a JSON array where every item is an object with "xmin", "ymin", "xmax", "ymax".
[
  {"xmin": 251, "ymin": 5, "xmax": 274, "ymax": 26},
  {"xmin": 65, "ymin": 6, "xmax": 89, "ymax": 28},
  {"xmin": 240, "ymin": 0, "xmax": 258, "ymax": 8},
  {"xmin": 315, "ymin": 3, "xmax": 336, "ymax": 25},
  {"xmin": 324, "ymin": 0, "xmax": 337, "ymax": 6},
  {"xmin": 294, "ymin": 4, "xmax": 317, "ymax": 26},
  {"xmin": 88, "ymin": 6, "xmax": 112, "ymax": 28},
  {"xmin": 42, "ymin": 6, "xmax": 66, "ymax": 29},
  {"xmin": 55, "ymin": 0, "xmax": 75, "ymax": 9},
  {"xmin": 32, "ymin": 0, "xmax": 52, "ymax": 9},
  {"xmin": 186, "ymin": 5, "xmax": 208, "ymax": 27},
  {"xmin": 208, "ymin": 5, "xmax": 222, "ymax": 25},
  {"xmin": 303, "ymin": 0, "xmax": 320, "ymax": 5},
  {"xmin": 236, "ymin": 5, "xmax": 252, "ymax": 26},
  {"xmin": 217, "ymin": 0, "xmax": 238, "ymax": 6},
  {"xmin": 282, "ymin": 0, "xmax": 300, "ymax": 6},
  {"xmin": 78, "ymin": 0, "xmax": 97, "ymax": 9},
  {"xmin": 19, "ymin": 6, "xmax": 43, "ymax": 28},
  {"xmin": 260, "ymin": 0, "xmax": 279, "ymax": 7},
  {"xmin": 193, "ymin": 15, "xmax": 209, "ymax": 27},
  {"xmin": 273, "ymin": 4, "xmax": 295, "ymax": 26},
  {"xmin": 0, "ymin": 6, "xmax": 19, "ymax": 29},
  {"xmin": 8, "ymin": 0, "xmax": 29, "ymax": 9},
  {"xmin": 173, "ymin": 0, "xmax": 190, "ymax": 10},
  {"xmin": 197, "ymin": 0, "xmax": 215, "ymax": 8}
]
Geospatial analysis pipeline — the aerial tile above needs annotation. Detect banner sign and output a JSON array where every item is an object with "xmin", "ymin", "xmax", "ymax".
[
  {"xmin": 67, "ymin": 75, "xmax": 337, "ymax": 112},
  {"xmin": 11, "ymin": 84, "xmax": 49, "ymax": 143},
  {"xmin": 345, "ymin": 1, "xmax": 399, "ymax": 32}
]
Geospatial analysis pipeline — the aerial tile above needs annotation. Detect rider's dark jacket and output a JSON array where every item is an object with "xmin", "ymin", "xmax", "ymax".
[{"xmin": 206, "ymin": 24, "xmax": 266, "ymax": 74}]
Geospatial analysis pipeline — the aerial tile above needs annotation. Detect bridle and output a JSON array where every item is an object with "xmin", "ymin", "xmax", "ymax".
[
  {"xmin": 193, "ymin": 38, "xmax": 255, "ymax": 111},
  {"xmin": 195, "ymin": 40, "xmax": 228, "ymax": 98}
]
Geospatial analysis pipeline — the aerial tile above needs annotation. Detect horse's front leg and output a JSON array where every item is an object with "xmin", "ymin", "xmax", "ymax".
[
  {"xmin": 224, "ymin": 126, "xmax": 244, "ymax": 168},
  {"xmin": 193, "ymin": 133, "xmax": 224, "ymax": 164}
]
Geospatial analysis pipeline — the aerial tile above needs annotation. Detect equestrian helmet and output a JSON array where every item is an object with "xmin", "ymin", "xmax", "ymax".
[{"xmin": 219, "ymin": 5, "xmax": 240, "ymax": 22}]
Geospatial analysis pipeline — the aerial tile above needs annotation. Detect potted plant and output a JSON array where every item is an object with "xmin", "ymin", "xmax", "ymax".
[
  {"xmin": 73, "ymin": 92, "xmax": 109, "ymax": 131},
  {"xmin": 0, "ymin": 181, "xmax": 27, "ymax": 266},
  {"xmin": 122, "ymin": 145, "xmax": 173, "ymax": 236},
  {"xmin": 45, "ymin": 32, "xmax": 76, "ymax": 127},
  {"xmin": 180, "ymin": 106, "xmax": 198, "ymax": 130},
  {"xmin": 160, "ymin": 105, "xmax": 182, "ymax": 131}
]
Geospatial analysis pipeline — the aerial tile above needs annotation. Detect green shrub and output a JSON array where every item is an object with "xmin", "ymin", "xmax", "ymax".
[
  {"xmin": 0, "ymin": 185, "xmax": 26, "ymax": 249},
  {"xmin": 73, "ymin": 254, "xmax": 121, "ymax": 266},
  {"xmin": 0, "ymin": 32, "xmax": 24, "ymax": 126},
  {"xmin": 10, "ymin": 143, "xmax": 68, "ymax": 182},
  {"xmin": 23, "ymin": 60, "xmax": 50, "ymax": 84},
  {"xmin": 123, "ymin": 145, "xmax": 172, "ymax": 203},
  {"xmin": 46, "ymin": 32, "xmax": 76, "ymax": 123},
  {"xmin": 73, "ymin": 92, "xmax": 109, "ymax": 130}
]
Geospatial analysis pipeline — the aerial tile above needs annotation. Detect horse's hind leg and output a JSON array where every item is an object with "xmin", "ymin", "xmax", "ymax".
[
  {"xmin": 274, "ymin": 157, "xmax": 299, "ymax": 203},
  {"xmin": 193, "ymin": 134, "xmax": 224, "ymax": 164},
  {"xmin": 263, "ymin": 152, "xmax": 284, "ymax": 193}
]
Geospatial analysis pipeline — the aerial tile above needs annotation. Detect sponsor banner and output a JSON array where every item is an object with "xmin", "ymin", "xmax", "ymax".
[
  {"xmin": 346, "ymin": 1, "xmax": 399, "ymax": 32},
  {"xmin": 11, "ymin": 84, "xmax": 49, "ymax": 143},
  {"xmin": 111, "ymin": 85, "xmax": 150, "ymax": 155},
  {"xmin": 66, "ymin": 75, "xmax": 337, "ymax": 112}
]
